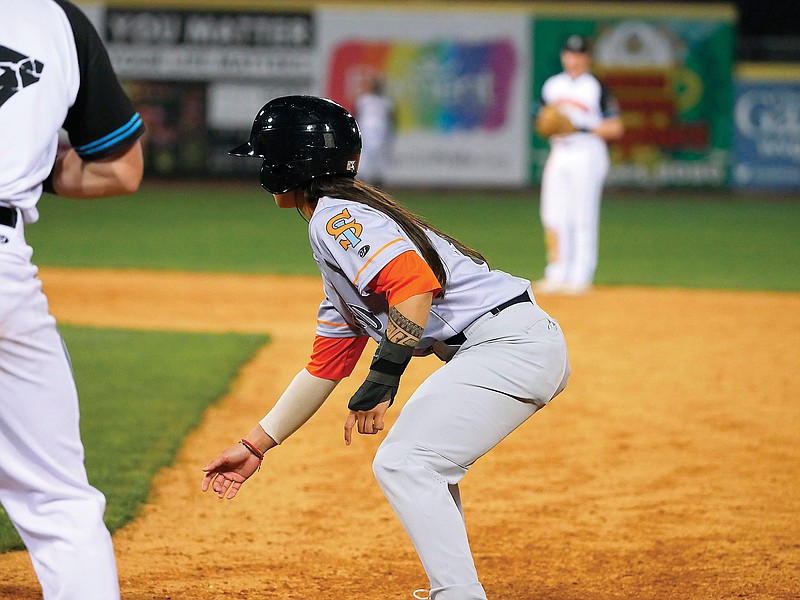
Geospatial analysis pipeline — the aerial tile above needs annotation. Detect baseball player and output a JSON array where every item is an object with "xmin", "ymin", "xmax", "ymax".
[
  {"xmin": 201, "ymin": 96, "xmax": 570, "ymax": 599},
  {"xmin": 534, "ymin": 34, "xmax": 624, "ymax": 295},
  {"xmin": 353, "ymin": 75, "xmax": 396, "ymax": 187},
  {"xmin": 0, "ymin": 1, "xmax": 144, "ymax": 598}
]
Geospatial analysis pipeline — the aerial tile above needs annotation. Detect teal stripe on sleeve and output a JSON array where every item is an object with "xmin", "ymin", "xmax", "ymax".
[{"xmin": 75, "ymin": 114, "xmax": 143, "ymax": 156}]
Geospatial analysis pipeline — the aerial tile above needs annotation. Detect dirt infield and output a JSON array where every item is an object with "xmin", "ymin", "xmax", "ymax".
[{"xmin": 0, "ymin": 268, "xmax": 798, "ymax": 600}]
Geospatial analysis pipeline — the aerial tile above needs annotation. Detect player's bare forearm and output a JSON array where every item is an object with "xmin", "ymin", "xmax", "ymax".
[
  {"xmin": 387, "ymin": 292, "xmax": 433, "ymax": 347},
  {"xmin": 593, "ymin": 116, "xmax": 625, "ymax": 142},
  {"xmin": 52, "ymin": 139, "xmax": 143, "ymax": 198},
  {"xmin": 245, "ymin": 424, "xmax": 279, "ymax": 455}
]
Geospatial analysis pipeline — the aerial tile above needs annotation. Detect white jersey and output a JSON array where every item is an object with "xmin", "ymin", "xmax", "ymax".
[
  {"xmin": 540, "ymin": 71, "xmax": 620, "ymax": 149},
  {"xmin": 353, "ymin": 91, "xmax": 394, "ymax": 183},
  {"xmin": 354, "ymin": 92, "xmax": 394, "ymax": 147},
  {"xmin": 1, "ymin": 2, "xmax": 143, "ymax": 598},
  {"xmin": 0, "ymin": 0, "xmax": 144, "ymax": 223},
  {"xmin": 309, "ymin": 196, "xmax": 531, "ymax": 350}
]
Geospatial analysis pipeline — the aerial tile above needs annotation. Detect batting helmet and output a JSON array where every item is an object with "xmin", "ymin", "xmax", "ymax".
[{"xmin": 230, "ymin": 95, "xmax": 361, "ymax": 194}]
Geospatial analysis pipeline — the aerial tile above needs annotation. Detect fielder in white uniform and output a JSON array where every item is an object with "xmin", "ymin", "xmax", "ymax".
[
  {"xmin": 535, "ymin": 34, "xmax": 624, "ymax": 295},
  {"xmin": 202, "ymin": 96, "xmax": 570, "ymax": 599},
  {"xmin": 0, "ymin": 1, "xmax": 144, "ymax": 598},
  {"xmin": 353, "ymin": 76, "xmax": 395, "ymax": 187}
]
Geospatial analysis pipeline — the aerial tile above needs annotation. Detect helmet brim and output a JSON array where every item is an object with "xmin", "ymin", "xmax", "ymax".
[{"xmin": 229, "ymin": 141, "xmax": 259, "ymax": 157}]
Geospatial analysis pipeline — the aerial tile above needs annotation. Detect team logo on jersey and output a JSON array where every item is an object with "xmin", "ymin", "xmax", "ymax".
[
  {"xmin": 347, "ymin": 304, "xmax": 382, "ymax": 331},
  {"xmin": 0, "ymin": 46, "xmax": 44, "ymax": 109},
  {"xmin": 325, "ymin": 208, "xmax": 363, "ymax": 251}
]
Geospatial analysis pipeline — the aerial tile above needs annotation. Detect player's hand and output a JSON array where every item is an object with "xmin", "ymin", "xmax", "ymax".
[
  {"xmin": 344, "ymin": 399, "xmax": 391, "ymax": 445},
  {"xmin": 201, "ymin": 443, "xmax": 261, "ymax": 500}
]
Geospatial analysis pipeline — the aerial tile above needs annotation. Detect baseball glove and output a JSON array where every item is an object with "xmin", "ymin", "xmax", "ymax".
[{"xmin": 535, "ymin": 104, "xmax": 576, "ymax": 138}]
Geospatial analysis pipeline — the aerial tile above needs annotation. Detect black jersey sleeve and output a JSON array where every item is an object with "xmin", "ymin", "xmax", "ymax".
[
  {"xmin": 599, "ymin": 81, "xmax": 621, "ymax": 120},
  {"xmin": 55, "ymin": 0, "xmax": 145, "ymax": 161}
]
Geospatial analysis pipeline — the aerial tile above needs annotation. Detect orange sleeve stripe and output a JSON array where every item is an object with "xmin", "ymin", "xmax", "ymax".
[
  {"xmin": 317, "ymin": 319, "xmax": 354, "ymax": 328},
  {"xmin": 306, "ymin": 335, "xmax": 369, "ymax": 380},
  {"xmin": 352, "ymin": 238, "xmax": 405, "ymax": 284},
  {"xmin": 370, "ymin": 250, "xmax": 443, "ymax": 307}
]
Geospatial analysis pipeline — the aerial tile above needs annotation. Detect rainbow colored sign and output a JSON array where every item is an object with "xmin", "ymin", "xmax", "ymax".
[{"xmin": 327, "ymin": 40, "xmax": 516, "ymax": 132}]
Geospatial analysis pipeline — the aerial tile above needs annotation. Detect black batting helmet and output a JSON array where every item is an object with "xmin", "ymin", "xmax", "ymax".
[{"xmin": 230, "ymin": 95, "xmax": 361, "ymax": 194}]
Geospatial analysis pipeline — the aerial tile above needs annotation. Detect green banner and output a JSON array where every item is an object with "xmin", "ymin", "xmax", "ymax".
[{"xmin": 531, "ymin": 14, "xmax": 735, "ymax": 187}]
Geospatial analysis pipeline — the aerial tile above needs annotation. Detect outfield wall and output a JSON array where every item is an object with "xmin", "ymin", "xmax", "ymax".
[{"xmin": 76, "ymin": 1, "xmax": 745, "ymax": 189}]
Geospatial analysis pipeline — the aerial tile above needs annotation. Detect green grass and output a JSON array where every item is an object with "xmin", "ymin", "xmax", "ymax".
[
  {"xmin": 0, "ymin": 326, "xmax": 267, "ymax": 552},
  {"xmin": 29, "ymin": 184, "xmax": 313, "ymax": 275},
  {"xmin": 27, "ymin": 184, "xmax": 800, "ymax": 291},
  {"xmin": 597, "ymin": 196, "xmax": 800, "ymax": 290}
]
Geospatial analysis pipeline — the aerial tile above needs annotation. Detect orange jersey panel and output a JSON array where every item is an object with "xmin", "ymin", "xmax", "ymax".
[
  {"xmin": 306, "ymin": 334, "xmax": 369, "ymax": 380},
  {"xmin": 369, "ymin": 250, "xmax": 442, "ymax": 306}
]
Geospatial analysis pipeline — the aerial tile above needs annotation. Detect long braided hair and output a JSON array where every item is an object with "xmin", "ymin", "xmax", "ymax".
[{"xmin": 302, "ymin": 176, "xmax": 487, "ymax": 292}]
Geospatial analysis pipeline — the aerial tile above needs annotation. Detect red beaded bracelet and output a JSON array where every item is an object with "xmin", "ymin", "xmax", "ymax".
[{"xmin": 239, "ymin": 438, "xmax": 264, "ymax": 461}]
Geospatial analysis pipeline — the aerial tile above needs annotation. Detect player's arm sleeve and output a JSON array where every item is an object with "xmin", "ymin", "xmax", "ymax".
[
  {"xmin": 56, "ymin": 0, "xmax": 145, "ymax": 160},
  {"xmin": 261, "ymin": 300, "xmax": 370, "ymax": 443},
  {"xmin": 368, "ymin": 250, "xmax": 443, "ymax": 307},
  {"xmin": 258, "ymin": 369, "xmax": 339, "ymax": 445}
]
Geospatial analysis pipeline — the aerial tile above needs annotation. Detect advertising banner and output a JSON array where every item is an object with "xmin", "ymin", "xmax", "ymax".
[
  {"xmin": 732, "ymin": 65, "xmax": 800, "ymax": 191},
  {"xmin": 101, "ymin": 7, "xmax": 317, "ymax": 177},
  {"xmin": 531, "ymin": 10, "xmax": 735, "ymax": 187},
  {"xmin": 104, "ymin": 9, "xmax": 315, "ymax": 81},
  {"xmin": 84, "ymin": 2, "xmax": 737, "ymax": 188},
  {"xmin": 317, "ymin": 7, "xmax": 531, "ymax": 187}
]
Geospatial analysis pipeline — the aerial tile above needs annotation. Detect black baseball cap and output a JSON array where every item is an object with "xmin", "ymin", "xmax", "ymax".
[{"xmin": 562, "ymin": 34, "xmax": 590, "ymax": 53}]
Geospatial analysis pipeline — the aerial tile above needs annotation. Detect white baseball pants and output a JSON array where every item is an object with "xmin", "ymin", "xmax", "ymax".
[
  {"xmin": 0, "ymin": 214, "xmax": 120, "ymax": 600},
  {"xmin": 373, "ymin": 299, "xmax": 570, "ymax": 599},
  {"xmin": 540, "ymin": 137, "xmax": 610, "ymax": 287}
]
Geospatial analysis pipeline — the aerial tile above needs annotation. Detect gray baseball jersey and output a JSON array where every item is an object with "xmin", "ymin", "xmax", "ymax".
[{"xmin": 308, "ymin": 196, "xmax": 531, "ymax": 349}]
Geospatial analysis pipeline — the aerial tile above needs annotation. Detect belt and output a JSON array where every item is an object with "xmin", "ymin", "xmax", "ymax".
[
  {"xmin": 444, "ymin": 290, "xmax": 532, "ymax": 346},
  {"xmin": 0, "ymin": 206, "xmax": 18, "ymax": 228}
]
